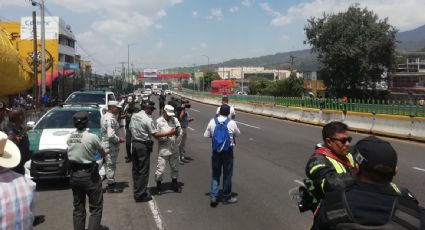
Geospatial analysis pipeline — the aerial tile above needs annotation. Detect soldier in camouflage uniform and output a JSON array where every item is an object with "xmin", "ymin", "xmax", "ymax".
[
  {"xmin": 101, "ymin": 101, "xmax": 125, "ymax": 193},
  {"xmin": 155, "ymin": 105, "xmax": 183, "ymax": 194}
]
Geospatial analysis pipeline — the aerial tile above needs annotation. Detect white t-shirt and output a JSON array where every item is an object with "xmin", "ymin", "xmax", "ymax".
[
  {"xmin": 204, "ymin": 115, "xmax": 240, "ymax": 146},
  {"xmin": 216, "ymin": 105, "xmax": 236, "ymax": 119}
]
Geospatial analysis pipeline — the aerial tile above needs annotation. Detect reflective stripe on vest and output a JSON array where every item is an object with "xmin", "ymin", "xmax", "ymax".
[
  {"xmin": 390, "ymin": 183, "xmax": 401, "ymax": 194},
  {"xmin": 326, "ymin": 156, "xmax": 346, "ymax": 174},
  {"xmin": 309, "ymin": 164, "xmax": 326, "ymax": 175}
]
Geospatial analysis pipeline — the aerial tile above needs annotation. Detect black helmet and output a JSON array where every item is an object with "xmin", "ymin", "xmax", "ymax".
[{"xmin": 73, "ymin": 111, "xmax": 89, "ymax": 125}]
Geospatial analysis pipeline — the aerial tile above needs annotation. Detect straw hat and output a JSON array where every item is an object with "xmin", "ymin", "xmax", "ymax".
[{"xmin": 0, "ymin": 131, "xmax": 21, "ymax": 168}]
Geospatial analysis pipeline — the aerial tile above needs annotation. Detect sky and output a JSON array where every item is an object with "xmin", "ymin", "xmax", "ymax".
[{"xmin": 1, "ymin": 0, "xmax": 425, "ymax": 74}]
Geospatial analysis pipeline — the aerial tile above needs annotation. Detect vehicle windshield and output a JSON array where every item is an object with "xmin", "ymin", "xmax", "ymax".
[
  {"xmin": 65, "ymin": 93, "xmax": 106, "ymax": 104},
  {"xmin": 35, "ymin": 110, "xmax": 101, "ymax": 129}
]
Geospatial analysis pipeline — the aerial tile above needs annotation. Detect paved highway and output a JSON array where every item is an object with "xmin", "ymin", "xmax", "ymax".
[{"xmin": 34, "ymin": 95, "xmax": 425, "ymax": 230}]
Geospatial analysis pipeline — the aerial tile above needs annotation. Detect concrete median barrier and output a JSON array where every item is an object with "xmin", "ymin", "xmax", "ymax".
[
  {"xmin": 234, "ymin": 102, "xmax": 255, "ymax": 113},
  {"xmin": 320, "ymin": 110, "xmax": 343, "ymax": 125},
  {"xmin": 343, "ymin": 111, "xmax": 374, "ymax": 133},
  {"xmin": 371, "ymin": 114, "xmax": 412, "ymax": 139},
  {"xmin": 285, "ymin": 107, "xmax": 303, "ymax": 121},
  {"xmin": 252, "ymin": 104, "xmax": 264, "ymax": 115},
  {"xmin": 409, "ymin": 117, "xmax": 425, "ymax": 141},
  {"xmin": 261, "ymin": 104, "xmax": 274, "ymax": 117},
  {"xmin": 300, "ymin": 108, "xmax": 321, "ymax": 125},
  {"xmin": 271, "ymin": 106, "xmax": 287, "ymax": 119}
]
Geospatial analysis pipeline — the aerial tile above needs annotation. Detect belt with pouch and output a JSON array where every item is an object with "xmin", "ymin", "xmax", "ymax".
[
  {"xmin": 132, "ymin": 139, "xmax": 154, "ymax": 145},
  {"xmin": 69, "ymin": 161, "xmax": 96, "ymax": 171}
]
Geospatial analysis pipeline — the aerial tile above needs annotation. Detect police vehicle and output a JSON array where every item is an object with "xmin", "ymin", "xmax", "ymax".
[
  {"xmin": 64, "ymin": 90, "xmax": 116, "ymax": 113},
  {"xmin": 27, "ymin": 105, "xmax": 103, "ymax": 179}
]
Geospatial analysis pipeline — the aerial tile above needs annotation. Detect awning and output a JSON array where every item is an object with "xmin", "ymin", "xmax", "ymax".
[{"xmin": 37, "ymin": 70, "xmax": 75, "ymax": 87}]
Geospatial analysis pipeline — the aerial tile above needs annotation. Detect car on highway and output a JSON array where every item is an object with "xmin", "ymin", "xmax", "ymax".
[
  {"xmin": 143, "ymin": 88, "xmax": 152, "ymax": 96},
  {"xmin": 164, "ymin": 89, "xmax": 172, "ymax": 95},
  {"xmin": 64, "ymin": 90, "xmax": 116, "ymax": 113},
  {"xmin": 27, "ymin": 105, "xmax": 103, "ymax": 179}
]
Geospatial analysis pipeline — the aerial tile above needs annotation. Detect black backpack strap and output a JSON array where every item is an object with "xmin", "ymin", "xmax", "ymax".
[
  {"xmin": 325, "ymin": 190, "xmax": 353, "ymax": 225},
  {"xmin": 391, "ymin": 195, "xmax": 421, "ymax": 230}
]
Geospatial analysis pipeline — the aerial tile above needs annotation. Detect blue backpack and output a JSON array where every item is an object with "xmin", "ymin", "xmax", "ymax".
[{"xmin": 212, "ymin": 117, "xmax": 231, "ymax": 152}]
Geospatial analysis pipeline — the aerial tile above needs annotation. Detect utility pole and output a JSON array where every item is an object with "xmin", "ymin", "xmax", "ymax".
[
  {"xmin": 40, "ymin": 0, "xmax": 46, "ymax": 97},
  {"xmin": 289, "ymin": 55, "xmax": 296, "ymax": 72},
  {"xmin": 32, "ymin": 11, "xmax": 38, "ymax": 102}
]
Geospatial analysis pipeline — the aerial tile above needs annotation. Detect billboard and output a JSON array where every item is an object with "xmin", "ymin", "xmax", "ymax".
[
  {"xmin": 20, "ymin": 16, "xmax": 59, "ymax": 40},
  {"xmin": 144, "ymin": 69, "xmax": 158, "ymax": 78}
]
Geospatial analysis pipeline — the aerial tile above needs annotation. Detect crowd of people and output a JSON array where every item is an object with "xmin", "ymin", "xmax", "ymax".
[{"xmin": 1, "ymin": 92, "xmax": 425, "ymax": 229}]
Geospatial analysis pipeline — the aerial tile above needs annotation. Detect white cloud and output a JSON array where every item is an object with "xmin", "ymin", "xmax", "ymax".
[
  {"xmin": 156, "ymin": 40, "xmax": 164, "ymax": 49},
  {"xmin": 192, "ymin": 11, "xmax": 198, "ymax": 17},
  {"xmin": 155, "ymin": 24, "xmax": 163, "ymax": 29},
  {"xmin": 230, "ymin": 6, "xmax": 239, "ymax": 13},
  {"xmin": 207, "ymin": 8, "xmax": 223, "ymax": 20},
  {"xmin": 200, "ymin": 42, "xmax": 207, "ymax": 49},
  {"xmin": 262, "ymin": 0, "xmax": 425, "ymax": 31},
  {"xmin": 241, "ymin": 0, "xmax": 252, "ymax": 7}
]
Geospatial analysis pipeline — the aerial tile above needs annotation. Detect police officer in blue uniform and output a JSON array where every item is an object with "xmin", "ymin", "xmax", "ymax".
[{"xmin": 67, "ymin": 112, "xmax": 106, "ymax": 230}]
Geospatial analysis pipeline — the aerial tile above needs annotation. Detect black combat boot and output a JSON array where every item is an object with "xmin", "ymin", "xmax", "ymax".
[{"xmin": 172, "ymin": 178, "xmax": 181, "ymax": 193}]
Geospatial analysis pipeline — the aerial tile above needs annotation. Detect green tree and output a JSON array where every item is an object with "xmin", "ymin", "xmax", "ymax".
[
  {"xmin": 249, "ymin": 77, "xmax": 270, "ymax": 95},
  {"xmin": 264, "ymin": 72, "xmax": 304, "ymax": 97},
  {"xmin": 304, "ymin": 4, "xmax": 397, "ymax": 98},
  {"xmin": 201, "ymin": 70, "xmax": 221, "ymax": 90}
]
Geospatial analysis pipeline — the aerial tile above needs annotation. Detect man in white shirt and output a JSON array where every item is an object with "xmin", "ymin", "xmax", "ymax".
[
  {"xmin": 204, "ymin": 104, "xmax": 240, "ymax": 207},
  {"xmin": 215, "ymin": 96, "xmax": 235, "ymax": 119}
]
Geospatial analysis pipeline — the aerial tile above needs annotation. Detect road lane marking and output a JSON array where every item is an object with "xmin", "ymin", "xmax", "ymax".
[
  {"xmin": 187, "ymin": 127, "xmax": 195, "ymax": 131},
  {"xmin": 148, "ymin": 197, "xmax": 165, "ymax": 230},
  {"xmin": 235, "ymin": 121, "xmax": 261, "ymax": 129},
  {"xmin": 412, "ymin": 167, "xmax": 425, "ymax": 172},
  {"xmin": 294, "ymin": 179, "xmax": 304, "ymax": 186},
  {"xmin": 190, "ymin": 108, "xmax": 200, "ymax": 113}
]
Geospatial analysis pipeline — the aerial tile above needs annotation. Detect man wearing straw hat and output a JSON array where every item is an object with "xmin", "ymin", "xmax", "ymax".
[{"xmin": 0, "ymin": 131, "xmax": 36, "ymax": 229}]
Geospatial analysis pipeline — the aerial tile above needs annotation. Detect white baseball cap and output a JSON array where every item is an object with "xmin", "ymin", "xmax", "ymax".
[
  {"xmin": 0, "ymin": 132, "xmax": 21, "ymax": 169},
  {"xmin": 164, "ymin": 105, "xmax": 175, "ymax": 116}
]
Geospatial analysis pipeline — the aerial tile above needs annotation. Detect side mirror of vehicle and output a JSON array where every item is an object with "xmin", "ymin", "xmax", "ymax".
[{"xmin": 26, "ymin": 121, "xmax": 36, "ymax": 128}]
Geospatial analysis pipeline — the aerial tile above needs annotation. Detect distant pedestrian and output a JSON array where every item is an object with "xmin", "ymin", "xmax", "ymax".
[
  {"xmin": 155, "ymin": 105, "xmax": 183, "ymax": 194},
  {"xmin": 204, "ymin": 104, "xmax": 240, "ymax": 207},
  {"xmin": 130, "ymin": 101, "xmax": 176, "ymax": 202},
  {"xmin": 216, "ymin": 96, "xmax": 236, "ymax": 119},
  {"xmin": 178, "ymin": 99, "xmax": 194, "ymax": 164},
  {"xmin": 159, "ymin": 91, "xmax": 166, "ymax": 115},
  {"xmin": 419, "ymin": 98, "xmax": 424, "ymax": 106},
  {"xmin": 67, "ymin": 112, "xmax": 106, "ymax": 230},
  {"xmin": 0, "ymin": 131, "xmax": 36, "ymax": 229},
  {"xmin": 4, "ymin": 108, "xmax": 30, "ymax": 175},
  {"xmin": 100, "ymin": 101, "xmax": 125, "ymax": 193}
]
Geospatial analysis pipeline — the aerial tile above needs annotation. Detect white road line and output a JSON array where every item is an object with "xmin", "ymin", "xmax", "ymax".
[
  {"xmin": 148, "ymin": 197, "xmax": 165, "ymax": 230},
  {"xmin": 190, "ymin": 108, "xmax": 200, "ymax": 113},
  {"xmin": 187, "ymin": 127, "xmax": 195, "ymax": 131},
  {"xmin": 235, "ymin": 121, "xmax": 261, "ymax": 129},
  {"xmin": 412, "ymin": 167, "xmax": 425, "ymax": 172},
  {"xmin": 294, "ymin": 179, "xmax": 304, "ymax": 186}
]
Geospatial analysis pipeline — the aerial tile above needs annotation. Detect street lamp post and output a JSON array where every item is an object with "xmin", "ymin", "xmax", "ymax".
[
  {"xmin": 31, "ymin": 0, "xmax": 46, "ymax": 98},
  {"xmin": 127, "ymin": 43, "xmax": 136, "ymax": 93}
]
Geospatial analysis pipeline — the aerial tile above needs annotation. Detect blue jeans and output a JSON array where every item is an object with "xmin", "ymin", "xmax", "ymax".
[{"xmin": 210, "ymin": 147, "xmax": 234, "ymax": 199}]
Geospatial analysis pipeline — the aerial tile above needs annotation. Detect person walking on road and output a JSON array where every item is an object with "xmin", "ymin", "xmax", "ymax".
[
  {"xmin": 123, "ymin": 96, "xmax": 139, "ymax": 163},
  {"xmin": 0, "ymin": 131, "xmax": 36, "ymax": 230},
  {"xmin": 312, "ymin": 136, "xmax": 425, "ymax": 229},
  {"xmin": 67, "ymin": 112, "xmax": 106, "ymax": 230},
  {"xmin": 204, "ymin": 104, "xmax": 240, "ymax": 207},
  {"xmin": 4, "ymin": 108, "xmax": 30, "ymax": 175},
  {"xmin": 178, "ymin": 99, "xmax": 194, "ymax": 164},
  {"xmin": 155, "ymin": 104, "xmax": 183, "ymax": 194},
  {"xmin": 129, "ymin": 101, "xmax": 176, "ymax": 202},
  {"xmin": 216, "ymin": 96, "xmax": 235, "ymax": 119},
  {"xmin": 158, "ymin": 91, "xmax": 166, "ymax": 115},
  {"xmin": 101, "ymin": 101, "xmax": 124, "ymax": 193}
]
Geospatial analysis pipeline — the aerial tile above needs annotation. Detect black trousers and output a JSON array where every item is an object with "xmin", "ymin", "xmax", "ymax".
[
  {"xmin": 70, "ymin": 169, "xmax": 103, "ymax": 230},
  {"xmin": 125, "ymin": 128, "xmax": 132, "ymax": 160},
  {"xmin": 132, "ymin": 141, "xmax": 151, "ymax": 200}
]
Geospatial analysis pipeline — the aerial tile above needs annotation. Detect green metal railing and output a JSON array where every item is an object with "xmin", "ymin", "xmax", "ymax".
[{"xmin": 181, "ymin": 89, "xmax": 425, "ymax": 117}]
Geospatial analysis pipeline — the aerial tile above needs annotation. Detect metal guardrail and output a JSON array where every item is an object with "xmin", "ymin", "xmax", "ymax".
[{"xmin": 181, "ymin": 89, "xmax": 425, "ymax": 117}]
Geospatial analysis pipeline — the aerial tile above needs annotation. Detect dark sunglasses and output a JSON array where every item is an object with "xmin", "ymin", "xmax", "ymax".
[{"xmin": 330, "ymin": 136, "xmax": 352, "ymax": 144}]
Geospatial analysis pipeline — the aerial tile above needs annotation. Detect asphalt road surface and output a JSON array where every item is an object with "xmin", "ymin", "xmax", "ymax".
[{"xmin": 34, "ymin": 95, "xmax": 425, "ymax": 230}]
